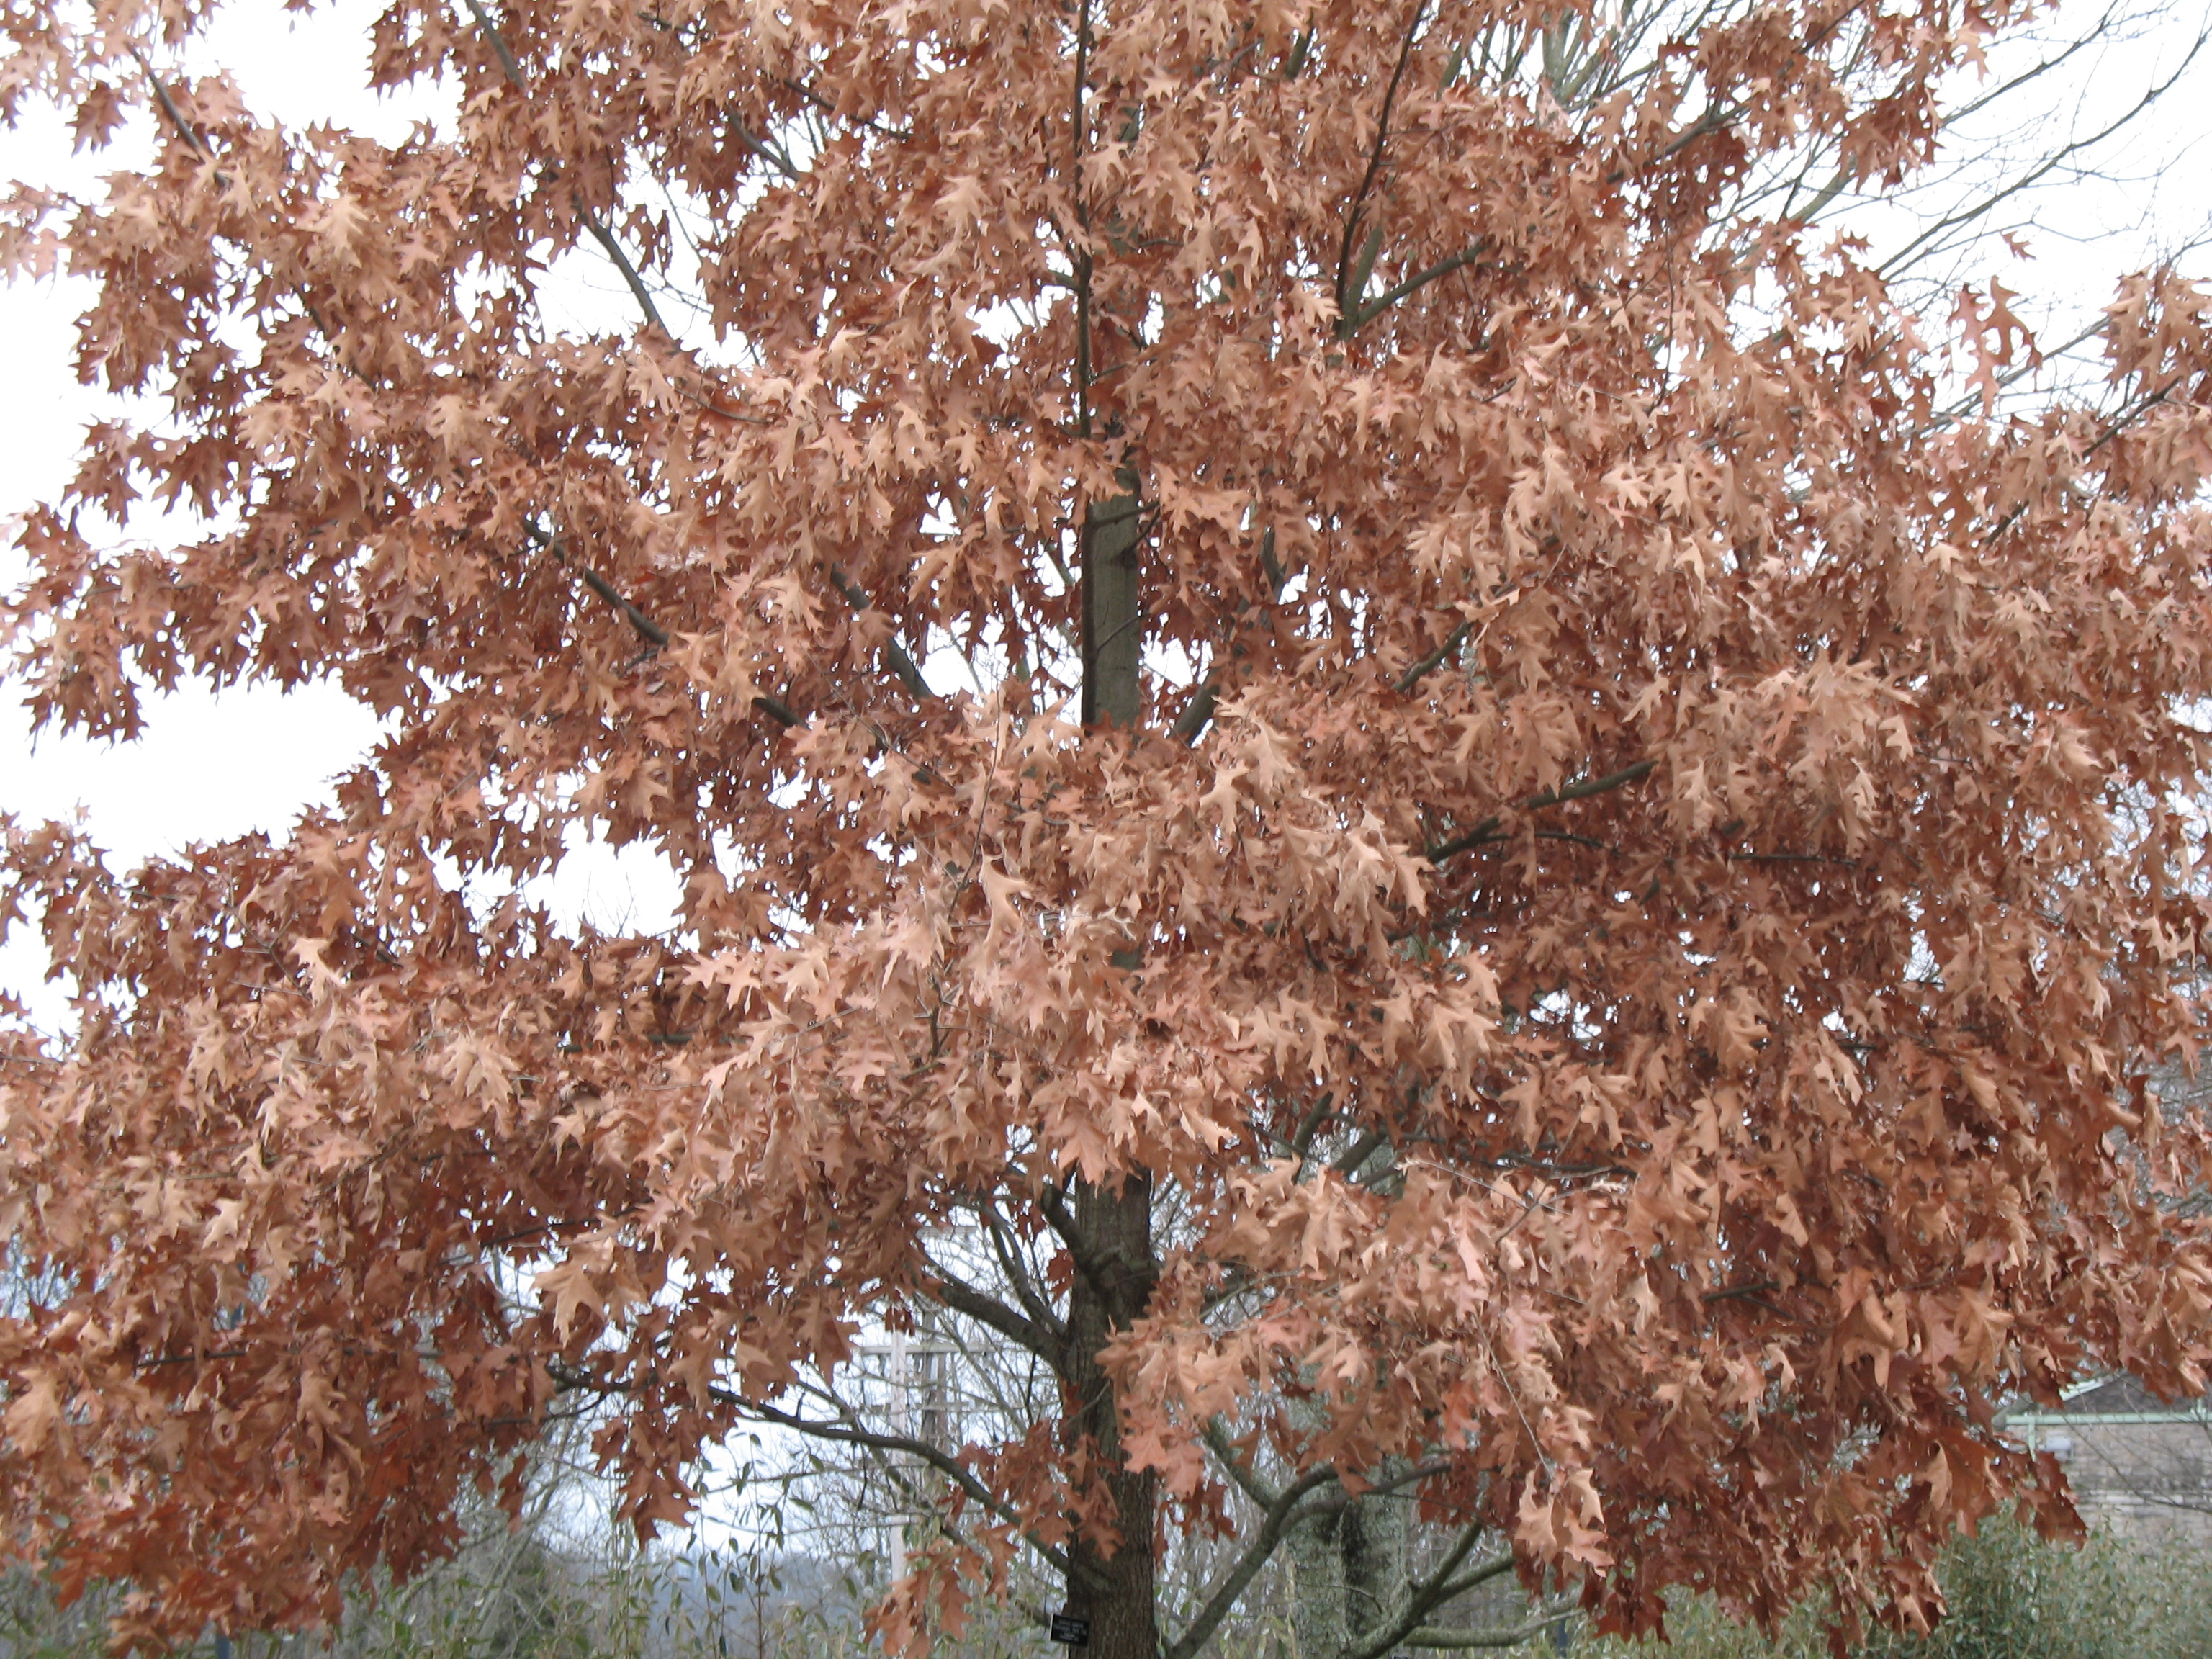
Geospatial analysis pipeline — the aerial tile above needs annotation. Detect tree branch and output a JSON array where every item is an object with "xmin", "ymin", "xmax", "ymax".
[
  {"xmin": 1396, "ymin": 620, "xmax": 1472, "ymax": 695},
  {"xmin": 1199, "ymin": 1418, "xmax": 1280, "ymax": 1508},
  {"xmin": 1331, "ymin": 1127, "xmax": 1388, "ymax": 1179},
  {"xmin": 1162, "ymin": 1466, "xmax": 1340, "ymax": 1659},
  {"xmin": 729, "ymin": 113, "xmax": 803, "ymax": 181},
  {"xmin": 1982, "ymin": 374, "xmax": 2184, "ymax": 546},
  {"xmin": 457, "ymin": 0, "xmax": 669, "ymax": 339},
  {"xmin": 1287, "ymin": 1089, "xmax": 1334, "ymax": 1161},
  {"xmin": 1424, "ymin": 1551, "xmax": 1521, "ymax": 1606},
  {"xmin": 974, "ymin": 1196, "xmax": 1068, "ymax": 1347},
  {"xmin": 126, "ymin": 44, "xmax": 212, "ymax": 162},
  {"xmin": 1344, "ymin": 242, "xmax": 1490, "ymax": 334},
  {"xmin": 525, "ymin": 523, "xmax": 670, "ymax": 648},
  {"xmin": 827, "ymin": 567, "xmax": 938, "ymax": 702},
  {"xmin": 1425, "ymin": 758, "xmax": 1658, "ymax": 863},
  {"xmin": 1173, "ymin": 528, "xmax": 1291, "ymax": 745},
  {"xmin": 1169, "ymin": 680, "xmax": 1219, "ymax": 745},
  {"xmin": 1403, "ymin": 1616, "xmax": 1560, "ymax": 1650},
  {"xmin": 1069, "ymin": 0, "xmax": 1097, "ymax": 437},
  {"xmin": 1334, "ymin": 0, "xmax": 1431, "ymax": 334},
  {"xmin": 1347, "ymin": 1521, "xmax": 1511, "ymax": 1659},
  {"xmin": 458, "ymin": 0, "xmax": 531, "ymax": 93},
  {"xmin": 578, "ymin": 212, "xmax": 671, "ymax": 338},
  {"xmin": 921, "ymin": 1264, "xmax": 1060, "ymax": 1363},
  {"xmin": 777, "ymin": 76, "xmax": 915, "ymax": 142},
  {"xmin": 712, "ymin": 1390, "xmax": 1082, "ymax": 1580},
  {"xmin": 127, "ymin": 46, "xmax": 349, "ymax": 351}
]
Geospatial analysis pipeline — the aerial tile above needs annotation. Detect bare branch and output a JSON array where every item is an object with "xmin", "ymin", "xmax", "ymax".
[
  {"xmin": 125, "ymin": 44, "xmax": 213, "ymax": 161},
  {"xmin": 1199, "ymin": 1418, "xmax": 1281, "ymax": 1509},
  {"xmin": 729, "ymin": 113, "xmax": 804, "ymax": 181},
  {"xmin": 1879, "ymin": 31, "xmax": 2207, "ymax": 283},
  {"xmin": 920, "ymin": 1263, "xmax": 1061, "ymax": 1363},
  {"xmin": 1346, "ymin": 1521, "xmax": 1512, "ymax": 1659},
  {"xmin": 973, "ymin": 1195, "xmax": 1068, "ymax": 1346},
  {"xmin": 579, "ymin": 212, "xmax": 672, "ymax": 338}
]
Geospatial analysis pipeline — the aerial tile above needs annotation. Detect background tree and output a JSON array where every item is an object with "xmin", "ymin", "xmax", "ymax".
[{"xmin": 6, "ymin": 0, "xmax": 2212, "ymax": 1656}]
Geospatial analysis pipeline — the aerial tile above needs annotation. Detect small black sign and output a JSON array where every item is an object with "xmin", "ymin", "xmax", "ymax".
[{"xmin": 1048, "ymin": 1613, "xmax": 1092, "ymax": 1647}]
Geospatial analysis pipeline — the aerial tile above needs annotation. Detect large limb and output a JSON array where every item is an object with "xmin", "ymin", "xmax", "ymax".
[
  {"xmin": 713, "ymin": 1389, "xmax": 1089, "ymax": 1583},
  {"xmin": 920, "ymin": 1263, "xmax": 1061, "ymax": 1363}
]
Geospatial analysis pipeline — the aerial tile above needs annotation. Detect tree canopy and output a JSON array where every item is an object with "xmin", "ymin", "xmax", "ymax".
[{"xmin": 5, "ymin": 0, "xmax": 2212, "ymax": 1654}]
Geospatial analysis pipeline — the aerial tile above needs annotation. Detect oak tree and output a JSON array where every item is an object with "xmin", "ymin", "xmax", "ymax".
[{"xmin": 6, "ymin": 0, "xmax": 2212, "ymax": 1655}]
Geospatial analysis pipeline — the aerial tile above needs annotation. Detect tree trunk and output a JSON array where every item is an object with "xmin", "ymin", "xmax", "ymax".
[
  {"xmin": 1061, "ymin": 483, "xmax": 1159, "ymax": 1659},
  {"xmin": 1061, "ymin": 1172, "xmax": 1159, "ymax": 1659},
  {"xmin": 1081, "ymin": 485, "xmax": 1143, "ymax": 731}
]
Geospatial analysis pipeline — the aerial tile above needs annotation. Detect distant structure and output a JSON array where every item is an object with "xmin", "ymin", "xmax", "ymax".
[{"xmin": 2005, "ymin": 1375, "xmax": 2212, "ymax": 1539}]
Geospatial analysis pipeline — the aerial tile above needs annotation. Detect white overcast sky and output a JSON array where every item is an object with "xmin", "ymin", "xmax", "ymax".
[{"xmin": 3, "ymin": 0, "xmax": 2212, "ymax": 1033}]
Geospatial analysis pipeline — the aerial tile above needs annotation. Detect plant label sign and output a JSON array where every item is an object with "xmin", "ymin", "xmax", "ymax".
[{"xmin": 1048, "ymin": 1612, "xmax": 1091, "ymax": 1647}]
